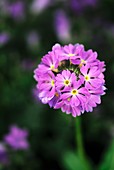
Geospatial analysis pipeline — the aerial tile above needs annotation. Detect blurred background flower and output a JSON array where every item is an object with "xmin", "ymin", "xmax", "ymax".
[
  {"xmin": 0, "ymin": 143, "xmax": 9, "ymax": 165},
  {"xmin": 30, "ymin": 0, "xmax": 52, "ymax": 14},
  {"xmin": 70, "ymin": 0, "xmax": 97, "ymax": 14},
  {"xmin": 20, "ymin": 59, "xmax": 35, "ymax": 71},
  {"xmin": 54, "ymin": 10, "xmax": 71, "ymax": 42},
  {"xmin": 4, "ymin": 125, "xmax": 29, "ymax": 150},
  {"xmin": 0, "ymin": 32, "xmax": 10, "ymax": 45},
  {"xmin": 26, "ymin": 31, "xmax": 40, "ymax": 49},
  {"xmin": 7, "ymin": 1, "xmax": 25, "ymax": 21}
]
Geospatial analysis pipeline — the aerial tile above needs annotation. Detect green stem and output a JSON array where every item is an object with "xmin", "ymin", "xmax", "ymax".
[
  {"xmin": 75, "ymin": 116, "xmax": 91, "ymax": 170},
  {"xmin": 76, "ymin": 116, "xmax": 85, "ymax": 159}
]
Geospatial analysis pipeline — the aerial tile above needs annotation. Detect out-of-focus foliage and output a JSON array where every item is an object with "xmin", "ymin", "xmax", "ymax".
[
  {"xmin": 63, "ymin": 151, "xmax": 87, "ymax": 170},
  {"xmin": 0, "ymin": 0, "xmax": 114, "ymax": 169},
  {"xmin": 99, "ymin": 139, "xmax": 114, "ymax": 170}
]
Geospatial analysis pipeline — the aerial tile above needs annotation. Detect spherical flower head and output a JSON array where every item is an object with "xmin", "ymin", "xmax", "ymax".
[
  {"xmin": 4, "ymin": 125, "xmax": 29, "ymax": 150},
  {"xmin": 34, "ymin": 43, "xmax": 106, "ymax": 117}
]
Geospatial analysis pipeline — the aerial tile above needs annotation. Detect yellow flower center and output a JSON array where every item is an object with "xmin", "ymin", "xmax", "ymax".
[
  {"xmin": 81, "ymin": 59, "xmax": 86, "ymax": 63},
  {"xmin": 67, "ymin": 97, "xmax": 71, "ymax": 101},
  {"xmin": 71, "ymin": 89, "xmax": 78, "ymax": 96},
  {"xmin": 51, "ymin": 80, "xmax": 55, "ymax": 86},
  {"xmin": 68, "ymin": 53, "xmax": 75, "ymax": 57},
  {"xmin": 50, "ymin": 64, "xmax": 58, "ymax": 73},
  {"xmin": 50, "ymin": 64, "xmax": 55, "ymax": 70},
  {"xmin": 79, "ymin": 59, "xmax": 86, "ymax": 68},
  {"xmin": 64, "ymin": 79, "xmax": 70, "ymax": 86},
  {"xmin": 85, "ymin": 75, "xmax": 90, "ymax": 81}
]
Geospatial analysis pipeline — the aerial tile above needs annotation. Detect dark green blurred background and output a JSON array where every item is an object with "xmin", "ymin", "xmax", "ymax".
[{"xmin": 0, "ymin": 0, "xmax": 114, "ymax": 169}]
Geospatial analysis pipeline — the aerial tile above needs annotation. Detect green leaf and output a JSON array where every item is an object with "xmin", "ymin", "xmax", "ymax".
[
  {"xmin": 99, "ymin": 139, "xmax": 114, "ymax": 170},
  {"xmin": 63, "ymin": 151, "xmax": 87, "ymax": 170}
]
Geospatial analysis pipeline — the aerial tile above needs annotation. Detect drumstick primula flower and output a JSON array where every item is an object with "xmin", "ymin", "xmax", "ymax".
[{"xmin": 34, "ymin": 43, "xmax": 106, "ymax": 117}]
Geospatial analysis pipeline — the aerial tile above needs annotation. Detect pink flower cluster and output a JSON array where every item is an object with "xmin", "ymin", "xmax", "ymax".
[{"xmin": 34, "ymin": 43, "xmax": 106, "ymax": 117}]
